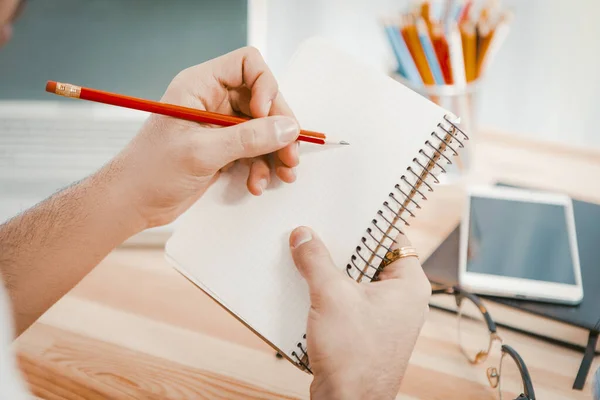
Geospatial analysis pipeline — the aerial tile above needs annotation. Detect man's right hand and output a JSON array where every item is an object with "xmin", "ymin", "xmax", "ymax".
[
  {"xmin": 289, "ymin": 227, "xmax": 431, "ymax": 400},
  {"xmin": 108, "ymin": 46, "xmax": 300, "ymax": 230}
]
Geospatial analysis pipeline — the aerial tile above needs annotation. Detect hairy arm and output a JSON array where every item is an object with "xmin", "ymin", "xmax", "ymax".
[
  {"xmin": 0, "ymin": 163, "xmax": 146, "ymax": 336},
  {"xmin": 0, "ymin": 46, "xmax": 299, "ymax": 338}
]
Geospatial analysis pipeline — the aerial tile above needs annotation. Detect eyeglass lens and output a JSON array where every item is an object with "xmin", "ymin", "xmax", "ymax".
[{"xmin": 457, "ymin": 296, "xmax": 491, "ymax": 364}]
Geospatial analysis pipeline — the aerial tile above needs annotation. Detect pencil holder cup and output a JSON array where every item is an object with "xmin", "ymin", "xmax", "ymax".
[{"xmin": 392, "ymin": 73, "xmax": 480, "ymax": 183}]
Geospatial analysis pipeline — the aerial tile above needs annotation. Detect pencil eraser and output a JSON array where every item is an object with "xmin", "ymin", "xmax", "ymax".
[{"xmin": 45, "ymin": 81, "xmax": 56, "ymax": 93}]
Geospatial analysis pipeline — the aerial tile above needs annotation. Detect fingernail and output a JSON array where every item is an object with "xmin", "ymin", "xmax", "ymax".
[
  {"xmin": 291, "ymin": 227, "xmax": 312, "ymax": 249},
  {"xmin": 290, "ymin": 167, "xmax": 297, "ymax": 178},
  {"xmin": 274, "ymin": 118, "xmax": 299, "ymax": 144},
  {"xmin": 257, "ymin": 178, "xmax": 268, "ymax": 194}
]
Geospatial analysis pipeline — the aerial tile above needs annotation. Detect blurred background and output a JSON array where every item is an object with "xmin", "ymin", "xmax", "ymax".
[
  {"xmin": 1, "ymin": 0, "xmax": 599, "ymax": 228},
  {"xmin": 2, "ymin": 0, "xmax": 599, "ymax": 145},
  {"xmin": 0, "ymin": 0, "xmax": 248, "ymax": 99},
  {"xmin": 262, "ymin": 0, "xmax": 600, "ymax": 148}
]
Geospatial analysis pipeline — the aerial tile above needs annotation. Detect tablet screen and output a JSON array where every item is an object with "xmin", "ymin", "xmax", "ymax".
[{"xmin": 467, "ymin": 196, "xmax": 576, "ymax": 284}]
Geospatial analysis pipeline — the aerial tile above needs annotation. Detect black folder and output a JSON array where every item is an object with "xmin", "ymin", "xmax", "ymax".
[{"xmin": 423, "ymin": 187, "xmax": 600, "ymax": 390}]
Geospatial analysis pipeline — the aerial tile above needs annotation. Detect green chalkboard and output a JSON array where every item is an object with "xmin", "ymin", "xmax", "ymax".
[{"xmin": 0, "ymin": 0, "xmax": 247, "ymax": 100}]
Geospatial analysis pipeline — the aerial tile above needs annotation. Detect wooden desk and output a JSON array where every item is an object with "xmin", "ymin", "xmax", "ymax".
[{"xmin": 14, "ymin": 132, "xmax": 600, "ymax": 399}]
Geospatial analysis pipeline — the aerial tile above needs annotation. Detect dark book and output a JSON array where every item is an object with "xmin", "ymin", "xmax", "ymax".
[{"xmin": 423, "ymin": 192, "xmax": 600, "ymax": 390}]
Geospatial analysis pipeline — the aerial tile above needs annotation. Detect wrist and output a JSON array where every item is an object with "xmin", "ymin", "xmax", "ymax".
[
  {"xmin": 310, "ymin": 373, "xmax": 365, "ymax": 400},
  {"xmin": 311, "ymin": 371, "xmax": 398, "ymax": 400},
  {"xmin": 89, "ymin": 160, "xmax": 149, "ymax": 237}
]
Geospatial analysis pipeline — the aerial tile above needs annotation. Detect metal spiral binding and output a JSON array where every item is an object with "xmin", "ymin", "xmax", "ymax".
[
  {"xmin": 291, "ymin": 334, "xmax": 312, "ymax": 373},
  {"xmin": 292, "ymin": 114, "xmax": 468, "ymax": 374},
  {"xmin": 345, "ymin": 114, "xmax": 468, "ymax": 284}
]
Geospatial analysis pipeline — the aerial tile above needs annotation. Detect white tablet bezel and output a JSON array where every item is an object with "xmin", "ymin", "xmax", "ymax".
[{"xmin": 459, "ymin": 185, "xmax": 583, "ymax": 304}]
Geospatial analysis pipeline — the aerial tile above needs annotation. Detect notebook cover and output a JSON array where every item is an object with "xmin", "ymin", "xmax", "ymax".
[{"xmin": 423, "ymin": 189, "xmax": 600, "ymax": 333}]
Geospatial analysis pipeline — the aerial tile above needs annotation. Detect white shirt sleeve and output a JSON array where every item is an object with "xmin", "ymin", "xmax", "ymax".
[{"xmin": 0, "ymin": 283, "xmax": 30, "ymax": 399}]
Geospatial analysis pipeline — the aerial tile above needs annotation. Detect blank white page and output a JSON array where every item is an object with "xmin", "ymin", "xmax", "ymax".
[{"xmin": 165, "ymin": 37, "xmax": 449, "ymax": 362}]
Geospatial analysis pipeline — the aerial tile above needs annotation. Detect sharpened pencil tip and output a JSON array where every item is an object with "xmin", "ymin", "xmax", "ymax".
[{"xmin": 324, "ymin": 138, "xmax": 350, "ymax": 146}]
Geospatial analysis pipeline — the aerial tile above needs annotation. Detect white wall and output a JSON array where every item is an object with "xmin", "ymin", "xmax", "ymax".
[{"xmin": 257, "ymin": 0, "xmax": 600, "ymax": 149}]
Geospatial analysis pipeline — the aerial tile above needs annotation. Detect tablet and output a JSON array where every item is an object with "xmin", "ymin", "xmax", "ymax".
[{"xmin": 459, "ymin": 186, "xmax": 583, "ymax": 304}]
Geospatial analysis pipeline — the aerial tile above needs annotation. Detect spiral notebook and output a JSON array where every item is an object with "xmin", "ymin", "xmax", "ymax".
[{"xmin": 165, "ymin": 37, "xmax": 467, "ymax": 373}]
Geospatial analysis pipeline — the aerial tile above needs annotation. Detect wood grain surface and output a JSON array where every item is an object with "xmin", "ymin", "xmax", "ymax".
[{"xmin": 12, "ymin": 132, "xmax": 600, "ymax": 399}]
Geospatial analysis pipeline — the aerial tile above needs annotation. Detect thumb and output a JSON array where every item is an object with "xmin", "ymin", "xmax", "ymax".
[
  {"xmin": 289, "ymin": 227, "xmax": 342, "ymax": 294},
  {"xmin": 202, "ymin": 115, "xmax": 299, "ymax": 167}
]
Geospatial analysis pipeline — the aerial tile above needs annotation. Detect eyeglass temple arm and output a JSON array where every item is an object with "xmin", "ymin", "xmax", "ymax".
[
  {"xmin": 430, "ymin": 284, "xmax": 459, "ymax": 295},
  {"xmin": 431, "ymin": 285, "xmax": 498, "ymax": 334},
  {"xmin": 502, "ymin": 345, "xmax": 536, "ymax": 400}
]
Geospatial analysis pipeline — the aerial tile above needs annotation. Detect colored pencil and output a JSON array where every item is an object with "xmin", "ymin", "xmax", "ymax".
[
  {"xmin": 458, "ymin": 0, "xmax": 473, "ymax": 23},
  {"xmin": 476, "ymin": 21, "xmax": 494, "ymax": 77},
  {"xmin": 477, "ymin": 13, "xmax": 511, "ymax": 78},
  {"xmin": 447, "ymin": 23, "xmax": 467, "ymax": 86},
  {"xmin": 401, "ymin": 16, "xmax": 436, "ymax": 85},
  {"xmin": 382, "ymin": 1, "xmax": 510, "ymax": 88},
  {"xmin": 416, "ymin": 18, "xmax": 445, "ymax": 85},
  {"xmin": 460, "ymin": 21, "xmax": 477, "ymax": 82},
  {"xmin": 384, "ymin": 20, "xmax": 423, "ymax": 85},
  {"xmin": 45, "ymin": 81, "xmax": 347, "ymax": 146},
  {"xmin": 431, "ymin": 22, "xmax": 454, "ymax": 84}
]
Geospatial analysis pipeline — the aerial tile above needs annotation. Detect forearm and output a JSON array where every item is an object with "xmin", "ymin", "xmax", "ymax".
[
  {"xmin": 311, "ymin": 372, "xmax": 400, "ymax": 400},
  {"xmin": 0, "ymin": 161, "xmax": 146, "ymax": 335}
]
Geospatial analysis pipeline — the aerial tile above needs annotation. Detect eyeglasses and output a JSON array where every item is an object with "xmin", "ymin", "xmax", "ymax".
[{"xmin": 432, "ymin": 285, "xmax": 536, "ymax": 400}]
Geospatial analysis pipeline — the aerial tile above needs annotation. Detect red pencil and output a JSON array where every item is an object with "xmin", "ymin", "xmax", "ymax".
[
  {"xmin": 459, "ymin": 1, "xmax": 473, "ymax": 24},
  {"xmin": 431, "ymin": 24, "xmax": 454, "ymax": 85},
  {"xmin": 45, "ymin": 81, "xmax": 348, "ymax": 146}
]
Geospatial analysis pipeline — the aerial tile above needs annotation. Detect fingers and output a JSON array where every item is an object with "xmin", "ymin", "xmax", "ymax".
[
  {"xmin": 245, "ymin": 91, "xmax": 299, "ymax": 186},
  {"xmin": 270, "ymin": 92, "xmax": 299, "ymax": 182},
  {"xmin": 229, "ymin": 75, "xmax": 299, "ymax": 175},
  {"xmin": 247, "ymin": 157, "xmax": 270, "ymax": 195},
  {"xmin": 289, "ymin": 227, "xmax": 342, "ymax": 294},
  {"xmin": 270, "ymin": 92, "xmax": 300, "ymax": 170},
  {"xmin": 179, "ymin": 47, "xmax": 301, "ymax": 186},
  {"xmin": 228, "ymin": 87, "xmax": 252, "ymax": 117},
  {"xmin": 209, "ymin": 47, "xmax": 278, "ymax": 118},
  {"xmin": 240, "ymin": 89, "xmax": 299, "ymax": 180},
  {"xmin": 377, "ymin": 233, "xmax": 425, "ymax": 282},
  {"xmin": 199, "ymin": 116, "xmax": 299, "ymax": 169},
  {"xmin": 273, "ymin": 153, "xmax": 297, "ymax": 183},
  {"xmin": 276, "ymin": 143, "xmax": 299, "ymax": 168},
  {"xmin": 245, "ymin": 144, "xmax": 297, "ymax": 187}
]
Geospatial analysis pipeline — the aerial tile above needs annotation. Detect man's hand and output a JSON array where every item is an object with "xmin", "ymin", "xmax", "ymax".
[
  {"xmin": 289, "ymin": 227, "xmax": 431, "ymax": 400},
  {"xmin": 0, "ymin": 46, "xmax": 299, "ymax": 335},
  {"xmin": 112, "ymin": 46, "xmax": 300, "ymax": 228}
]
